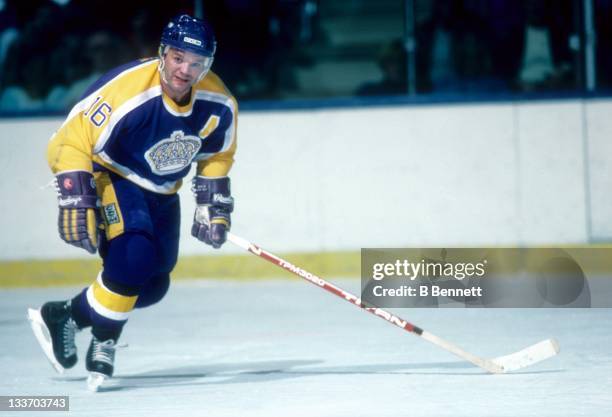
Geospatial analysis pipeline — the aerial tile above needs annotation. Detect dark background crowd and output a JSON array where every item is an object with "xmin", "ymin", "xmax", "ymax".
[{"xmin": 0, "ymin": 0, "xmax": 610, "ymax": 113}]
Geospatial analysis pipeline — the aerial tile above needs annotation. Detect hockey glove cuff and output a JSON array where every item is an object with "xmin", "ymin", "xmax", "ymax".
[
  {"xmin": 55, "ymin": 171, "xmax": 99, "ymax": 254},
  {"xmin": 191, "ymin": 176, "xmax": 234, "ymax": 249}
]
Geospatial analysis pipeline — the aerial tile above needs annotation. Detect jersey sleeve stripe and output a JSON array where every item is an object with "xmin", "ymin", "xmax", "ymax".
[
  {"xmin": 93, "ymin": 86, "xmax": 162, "ymax": 153},
  {"xmin": 55, "ymin": 60, "xmax": 159, "ymax": 134},
  {"xmin": 192, "ymin": 90, "xmax": 237, "ymax": 160}
]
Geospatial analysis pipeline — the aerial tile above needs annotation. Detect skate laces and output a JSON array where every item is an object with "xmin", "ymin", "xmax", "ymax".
[
  {"xmin": 62, "ymin": 318, "xmax": 79, "ymax": 357},
  {"xmin": 91, "ymin": 338, "xmax": 116, "ymax": 366}
]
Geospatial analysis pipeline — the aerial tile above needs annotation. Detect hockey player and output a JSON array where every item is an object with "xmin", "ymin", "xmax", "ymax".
[{"xmin": 28, "ymin": 14, "xmax": 237, "ymax": 391}]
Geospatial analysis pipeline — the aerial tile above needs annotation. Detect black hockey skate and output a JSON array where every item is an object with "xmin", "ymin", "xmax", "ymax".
[
  {"xmin": 86, "ymin": 336, "xmax": 117, "ymax": 391},
  {"xmin": 27, "ymin": 301, "xmax": 79, "ymax": 373}
]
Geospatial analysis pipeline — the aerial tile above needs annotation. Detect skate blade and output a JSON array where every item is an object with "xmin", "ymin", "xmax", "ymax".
[
  {"xmin": 27, "ymin": 308, "xmax": 65, "ymax": 374},
  {"xmin": 87, "ymin": 372, "xmax": 108, "ymax": 392}
]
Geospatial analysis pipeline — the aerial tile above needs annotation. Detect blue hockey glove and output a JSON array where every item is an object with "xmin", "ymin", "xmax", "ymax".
[
  {"xmin": 191, "ymin": 176, "xmax": 234, "ymax": 249},
  {"xmin": 55, "ymin": 171, "xmax": 99, "ymax": 254}
]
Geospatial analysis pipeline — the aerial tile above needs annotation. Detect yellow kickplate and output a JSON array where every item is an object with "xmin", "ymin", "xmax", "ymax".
[{"xmin": 0, "ymin": 252, "xmax": 360, "ymax": 288}]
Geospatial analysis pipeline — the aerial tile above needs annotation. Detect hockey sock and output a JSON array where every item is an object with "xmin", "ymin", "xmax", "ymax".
[
  {"xmin": 86, "ymin": 232, "xmax": 158, "ymax": 340},
  {"xmin": 71, "ymin": 290, "xmax": 93, "ymax": 328}
]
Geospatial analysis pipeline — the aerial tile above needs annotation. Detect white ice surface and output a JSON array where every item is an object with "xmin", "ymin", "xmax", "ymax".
[{"xmin": 1, "ymin": 278, "xmax": 610, "ymax": 417}]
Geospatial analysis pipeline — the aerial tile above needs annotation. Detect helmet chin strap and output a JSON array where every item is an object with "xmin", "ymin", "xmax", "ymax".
[
  {"xmin": 195, "ymin": 64, "xmax": 212, "ymax": 82},
  {"xmin": 158, "ymin": 45, "xmax": 170, "ymax": 85}
]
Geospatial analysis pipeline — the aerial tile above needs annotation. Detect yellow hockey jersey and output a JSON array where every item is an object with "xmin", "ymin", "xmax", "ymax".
[{"xmin": 47, "ymin": 58, "xmax": 237, "ymax": 194}]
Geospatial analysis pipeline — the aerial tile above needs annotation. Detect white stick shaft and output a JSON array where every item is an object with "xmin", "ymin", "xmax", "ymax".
[{"xmin": 226, "ymin": 232, "xmax": 504, "ymax": 373}]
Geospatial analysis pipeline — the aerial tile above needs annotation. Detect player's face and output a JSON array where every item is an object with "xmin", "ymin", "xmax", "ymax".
[{"xmin": 161, "ymin": 48, "xmax": 211, "ymax": 100}]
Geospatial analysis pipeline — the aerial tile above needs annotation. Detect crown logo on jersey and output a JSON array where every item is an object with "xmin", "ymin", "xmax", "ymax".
[{"xmin": 145, "ymin": 130, "xmax": 202, "ymax": 175}]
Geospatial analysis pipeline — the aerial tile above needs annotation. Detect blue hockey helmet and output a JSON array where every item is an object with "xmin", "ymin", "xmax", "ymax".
[{"xmin": 160, "ymin": 14, "xmax": 217, "ymax": 57}]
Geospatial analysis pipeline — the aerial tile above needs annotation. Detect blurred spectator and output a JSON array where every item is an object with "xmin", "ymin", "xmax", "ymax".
[
  {"xmin": 266, "ymin": 0, "xmax": 318, "ymax": 97},
  {"xmin": 430, "ymin": 0, "xmax": 524, "ymax": 93},
  {"xmin": 204, "ymin": 0, "xmax": 316, "ymax": 99},
  {"xmin": 0, "ymin": 0, "xmax": 609, "ymax": 112},
  {"xmin": 203, "ymin": 0, "xmax": 273, "ymax": 98},
  {"xmin": 0, "ymin": 39, "xmax": 48, "ymax": 111},
  {"xmin": 484, "ymin": 0, "xmax": 527, "ymax": 90},
  {"xmin": 0, "ymin": 1, "xmax": 63, "ymax": 111},
  {"xmin": 0, "ymin": 0, "xmax": 195, "ymax": 112},
  {"xmin": 545, "ymin": 0, "xmax": 576, "ymax": 90},
  {"xmin": 518, "ymin": 0, "xmax": 577, "ymax": 91},
  {"xmin": 127, "ymin": 9, "xmax": 167, "ymax": 58},
  {"xmin": 84, "ymin": 31, "xmax": 128, "ymax": 74},
  {"xmin": 45, "ymin": 31, "xmax": 127, "ymax": 111},
  {"xmin": 355, "ymin": 39, "xmax": 407, "ymax": 96}
]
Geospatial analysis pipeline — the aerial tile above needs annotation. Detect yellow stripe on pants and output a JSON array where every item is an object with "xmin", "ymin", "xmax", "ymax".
[{"xmin": 92, "ymin": 280, "xmax": 138, "ymax": 313}]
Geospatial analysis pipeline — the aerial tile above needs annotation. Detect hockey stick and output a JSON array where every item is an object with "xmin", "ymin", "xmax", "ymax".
[{"xmin": 227, "ymin": 232, "xmax": 560, "ymax": 374}]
